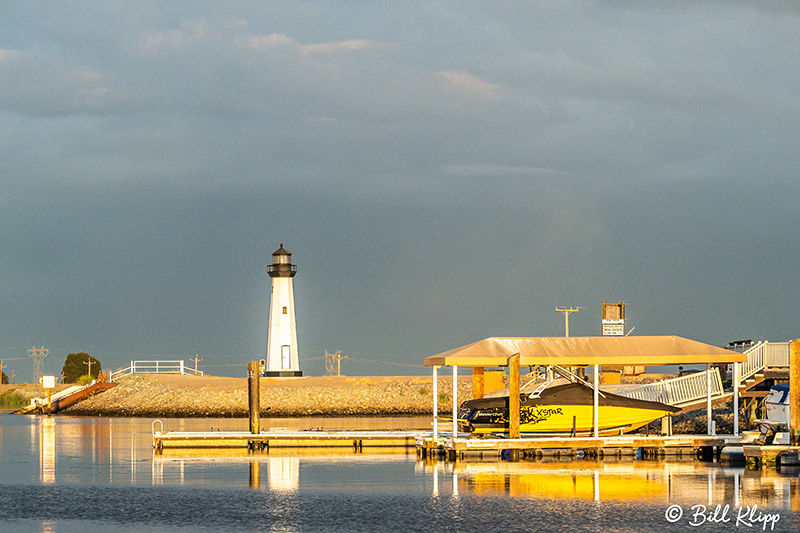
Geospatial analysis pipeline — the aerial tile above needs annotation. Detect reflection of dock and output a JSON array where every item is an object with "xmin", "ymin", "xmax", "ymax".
[
  {"xmin": 417, "ymin": 434, "xmax": 740, "ymax": 461},
  {"xmin": 153, "ymin": 426, "xmax": 427, "ymax": 451},
  {"xmin": 419, "ymin": 458, "xmax": 800, "ymax": 508},
  {"xmin": 743, "ymin": 445, "xmax": 800, "ymax": 469}
]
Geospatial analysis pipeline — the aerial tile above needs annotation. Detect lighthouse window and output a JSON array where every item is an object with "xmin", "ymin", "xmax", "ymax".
[{"xmin": 282, "ymin": 306, "xmax": 287, "ymax": 314}]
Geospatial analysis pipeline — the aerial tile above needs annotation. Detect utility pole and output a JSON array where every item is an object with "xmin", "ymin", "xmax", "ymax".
[
  {"xmin": 192, "ymin": 354, "xmax": 203, "ymax": 374},
  {"xmin": 324, "ymin": 350, "xmax": 348, "ymax": 376},
  {"xmin": 556, "ymin": 307, "xmax": 583, "ymax": 379},
  {"xmin": 11, "ymin": 369, "xmax": 15, "ymax": 384},
  {"xmin": 84, "ymin": 358, "xmax": 93, "ymax": 379},
  {"xmin": 555, "ymin": 307, "xmax": 582, "ymax": 337},
  {"xmin": 28, "ymin": 346, "xmax": 49, "ymax": 383},
  {"xmin": 0, "ymin": 360, "xmax": 5, "ymax": 383}
]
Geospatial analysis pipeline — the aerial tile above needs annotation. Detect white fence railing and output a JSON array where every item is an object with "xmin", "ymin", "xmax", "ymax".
[
  {"xmin": 617, "ymin": 368, "xmax": 724, "ymax": 406},
  {"xmin": 739, "ymin": 341, "xmax": 790, "ymax": 384},
  {"xmin": 109, "ymin": 360, "xmax": 203, "ymax": 382},
  {"xmin": 740, "ymin": 341, "xmax": 766, "ymax": 382},
  {"xmin": 764, "ymin": 341, "xmax": 790, "ymax": 367}
]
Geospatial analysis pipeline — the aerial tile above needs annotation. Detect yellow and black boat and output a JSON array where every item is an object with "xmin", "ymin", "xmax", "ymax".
[{"xmin": 457, "ymin": 380, "xmax": 679, "ymax": 436}]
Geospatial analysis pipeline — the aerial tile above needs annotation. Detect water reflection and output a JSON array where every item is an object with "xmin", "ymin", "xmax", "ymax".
[
  {"xmin": 249, "ymin": 459, "xmax": 260, "ymax": 488},
  {"xmin": 39, "ymin": 417, "xmax": 55, "ymax": 484},
  {"xmin": 267, "ymin": 456, "xmax": 299, "ymax": 491},
  {"xmin": 417, "ymin": 457, "xmax": 800, "ymax": 508},
  {"xmin": 3, "ymin": 415, "xmax": 800, "ymax": 514}
]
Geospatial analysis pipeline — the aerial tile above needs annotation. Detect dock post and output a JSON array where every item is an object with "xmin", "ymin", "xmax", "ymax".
[
  {"xmin": 733, "ymin": 360, "xmax": 740, "ymax": 436},
  {"xmin": 432, "ymin": 366, "xmax": 439, "ymax": 440},
  {"xmin": 508, "ymin": 353, "xmax": 520, "ymax": 439},
  {"xmin": 791, "ymin": 339, "xmax": 800, "ymax": 446},
  {"xmin": 247, "ymin": 360, "xmax": 261, "ymax": 435},
  {"xmin": 452, "ymin": 365, "xmax": 458, "ymax": 438},
  {"xmin": 706, "ymin": 363, "xmax": 713, "ymax": 436},
  {"xmin": 473, "ymin": 367, "xmax": 484, "ymax": 399},
  {"xmin": 593, "ymin": 364, "xmax": 599, "ymax": 438}
]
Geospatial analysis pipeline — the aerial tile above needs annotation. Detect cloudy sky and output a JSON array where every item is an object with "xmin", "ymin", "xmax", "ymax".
[{"xmin": 2, "ymin": 1, "xmax": 799, "ymax": 379}]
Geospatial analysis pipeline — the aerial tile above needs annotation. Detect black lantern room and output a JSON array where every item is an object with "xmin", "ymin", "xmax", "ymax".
[{"xmin": 267, "ymin": 243, "xmax": 297, "ymax": 278}]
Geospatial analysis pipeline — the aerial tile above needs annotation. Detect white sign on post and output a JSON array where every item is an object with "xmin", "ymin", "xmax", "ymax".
[
  {"xmin": 42, "ymin": 375, "xmax": 56, "ymax": 389},
  {"xmin": 602, "ymin": 319, "xmax": 625, "ymax": 337}
]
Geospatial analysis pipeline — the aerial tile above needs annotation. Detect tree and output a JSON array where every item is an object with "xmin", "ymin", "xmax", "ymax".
[
  {"xmin": 1, "ymin": 371, "xmax": 7, "ymax": 385},
  {"xmin": 62, "ymin": 353, "xmax": 102, "ymax": 383}
]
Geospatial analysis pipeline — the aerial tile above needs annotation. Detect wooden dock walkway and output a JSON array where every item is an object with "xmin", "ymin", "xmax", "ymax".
[
  {"xmin": 152, "ymin": 427, "xmax": 427, "ymax": 451},
  {"xmin": 417, "ymin": 434, "xmax": 740, "ymax": 461}
]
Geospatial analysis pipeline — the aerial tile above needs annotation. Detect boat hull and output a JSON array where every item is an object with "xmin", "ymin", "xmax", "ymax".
[{"xmin": 457, "ymin": 382, "xmax": 679, "ymax": 436}]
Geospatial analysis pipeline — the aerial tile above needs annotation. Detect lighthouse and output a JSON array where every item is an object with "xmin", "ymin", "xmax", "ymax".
[{"xmin": 265, "ymin": 244, "xmax": 302, "ymax": 377}]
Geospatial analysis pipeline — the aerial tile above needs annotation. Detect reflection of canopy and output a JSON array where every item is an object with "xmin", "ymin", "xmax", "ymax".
[{"xmin": 424, "ymin": 336, "xmax": 747, "ymax": 367}]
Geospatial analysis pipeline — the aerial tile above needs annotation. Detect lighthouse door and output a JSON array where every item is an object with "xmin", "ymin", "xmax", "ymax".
[{"xmin": 281, "ymin": 345, "xmax": 291, "ymax": 370}]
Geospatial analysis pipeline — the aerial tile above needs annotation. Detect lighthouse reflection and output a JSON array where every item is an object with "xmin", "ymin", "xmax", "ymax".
[
  {"xmin": 39, "ymin": 417, "xmax": 56, "ymax": 484},
  {"xmin": 245, "ymin": 457, "xmax": 300, "ymax": 491}
]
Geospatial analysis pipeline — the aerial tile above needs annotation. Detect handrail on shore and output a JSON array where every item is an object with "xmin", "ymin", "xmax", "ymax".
[{"xmin": 110, "ymin": 360, "xmax": 203, "ymax": 382}]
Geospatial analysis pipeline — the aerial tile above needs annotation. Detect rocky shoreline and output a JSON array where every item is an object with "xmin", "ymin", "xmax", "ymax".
[{"xmin": 60, "ymin": 374, "xmax": 472, "ymax": 418}]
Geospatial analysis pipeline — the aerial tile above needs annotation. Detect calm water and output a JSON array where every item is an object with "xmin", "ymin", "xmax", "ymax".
[{"xmin": 1, "ymin": 414, "xmax": 799, "ymax": 532}]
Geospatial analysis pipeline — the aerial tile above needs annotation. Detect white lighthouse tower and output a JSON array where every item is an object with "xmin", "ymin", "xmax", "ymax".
[{"xmin": 265, "ymin": 244, "xmax": 302, "ymax": 377}]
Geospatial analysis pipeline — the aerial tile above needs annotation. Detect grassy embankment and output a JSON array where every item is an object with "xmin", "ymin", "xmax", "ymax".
[{"xmin": 0, "ymin": 391, "xmax": 26, "ymax": 409}]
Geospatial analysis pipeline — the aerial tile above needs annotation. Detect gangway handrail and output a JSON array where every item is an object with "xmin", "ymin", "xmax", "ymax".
[
  {"xmin": 737, "ymin": 340, "xmax": 789, "ymax": 387},
  {"xmin": 739, "ymin": 341, "xmax": 767, "ymax": 383},
  {"xmin": 110, "ymin": 360, "xmax": 203, "ymax": 382},
  {"xmin": 616, "ymin": 368, "xmax": 724, "ymax": 406}
]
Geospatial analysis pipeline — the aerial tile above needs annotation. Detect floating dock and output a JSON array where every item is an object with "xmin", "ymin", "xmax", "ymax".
[
  {"xmin": 152, "ymin": 417, "xmax": 740, "ymax": 463},
  {"xmin": 417, "ymin": 434, "xmax": 739, "ymax": 462},
  {"xmin": 152, "ymin": 426, "xmax": 426, "ymax": 451},
  {"xmin": 742, "ymin": 444, "xmax": 800, "ymax": 470}
]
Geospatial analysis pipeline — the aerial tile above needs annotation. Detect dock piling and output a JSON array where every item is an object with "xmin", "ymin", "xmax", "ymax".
[
  {"xmin": 247, "ymin": 361, "xmax": 260, "ymax": 435},
  {"xmin": 790, "ymin": 339, "xmax": 800, "ymax": 446}
]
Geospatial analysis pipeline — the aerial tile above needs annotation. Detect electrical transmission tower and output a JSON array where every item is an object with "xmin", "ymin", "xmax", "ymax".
[
  {"xmin": 28, "ymin": 346, "xmax": 49, "ymax": 383},
  {"xmin": 324, "ymin": 350, "xmax": 347, "ymax": 377}
]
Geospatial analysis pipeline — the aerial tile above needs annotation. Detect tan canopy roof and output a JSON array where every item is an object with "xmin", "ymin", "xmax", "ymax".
[{"xmin": 424, "ymin": 336, "xmax": 748, "ymax": 367}]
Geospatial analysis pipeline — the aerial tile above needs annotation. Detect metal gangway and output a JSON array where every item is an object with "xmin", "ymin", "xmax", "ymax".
[
  {"xmin": 616, "ymin": 368, "xmax": 725, "ymax": 407},
  {"xmin": 109, "ymin": 360, "xmax": 203, "ymax": 382},
  {"xmin": 614, "ymin": 341, "xmax": 790, "ymax": 409}
]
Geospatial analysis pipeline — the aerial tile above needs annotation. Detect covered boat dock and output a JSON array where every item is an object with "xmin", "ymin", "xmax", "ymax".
[{"xmin": 421, "ymin": 335, "xmax": 749, "ymax": 458}]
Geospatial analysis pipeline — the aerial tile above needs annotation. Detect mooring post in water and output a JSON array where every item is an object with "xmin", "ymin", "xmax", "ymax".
[
  {"xmin": 790, "ymin": 338, "xmax": 800, "ymax": 446},
  {"xmin": 247, "ymin": 360, "xmax": 261, "ymax": 434},
  {"xmin": 508, "ymin": 353, "xmax": 520, "ymax": 440}
]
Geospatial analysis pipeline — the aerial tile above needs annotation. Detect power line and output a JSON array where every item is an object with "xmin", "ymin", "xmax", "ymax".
[{"xmin": 346, "ymin": 357, "xmax": 424, "ymax": 368}]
